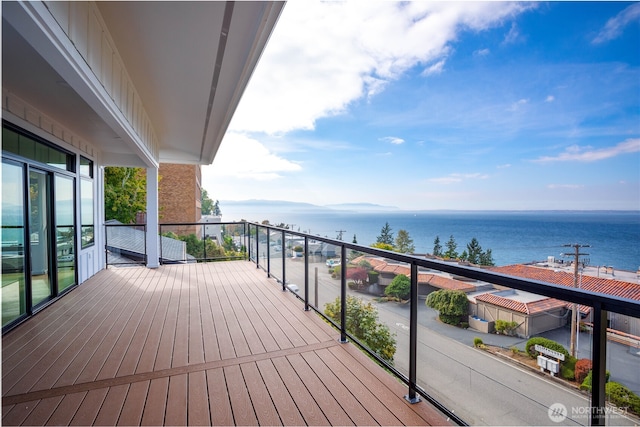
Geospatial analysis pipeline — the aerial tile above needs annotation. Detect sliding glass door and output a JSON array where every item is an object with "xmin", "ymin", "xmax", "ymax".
[{"xmin": 29, "ymin": 169, "xmax": 53, "ymax": 307}]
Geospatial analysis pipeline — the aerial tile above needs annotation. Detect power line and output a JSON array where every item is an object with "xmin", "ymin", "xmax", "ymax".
[{"xmin": 335, "ymin": 230, "xmax": 346, "ymax": 240}]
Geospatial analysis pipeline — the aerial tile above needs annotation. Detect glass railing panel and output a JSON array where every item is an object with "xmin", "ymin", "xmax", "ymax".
[
  {"xmin": 220, "ymin": 222, "xmax": 247, "ymax": 258},
  {"xmin": 283, "ymin": 232, "xmax": 305, "ymax": 298},
  {"xmin": 106, "ymin": 223, "xmax": 147, "ymax": 266},
  {"xmin": 257, "ymin": 226, "xmax": 269, "ymax": 267},
  {"xmin": 312, "ymin": 242, "xmax": 341, "ymax": 316},
  {"xmin": 268, "ymin": 228, "xmax": 283, "ymax": 282}
]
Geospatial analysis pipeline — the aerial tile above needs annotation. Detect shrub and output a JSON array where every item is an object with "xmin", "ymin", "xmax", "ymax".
[
  {"xmin": 606, "ymin": 382, "xmax": 640, "ymax": 414},
  {"xmin": 357, "ymin": 259, "xmax": 372, "ymax": 270},
  {"xmin": 324, "ymin": 296, "xmax": 396, "ymax": 362},
  {"xmin": 580, "ymin": 370, "xmax": 611, "ymax": 391},
  {"xmin": 346, "ymin": 267, "xmax": 368, "ymax": 289},
  {"xmin": 460, "ymin": 322, "xmax": 469, "ymax": 329},
  {"xmin": 426, "ymin": 289, "xmax": 469, "ymax": 325},
  {"xmin": 473, "ymin": 337, "xmax": 483, "ymax": 348},
  {"xmin": 561, "ymin": 356, "xmax": 577, "ymax": 381},
  {"xmin": 510, "ymin": 346, "xmax": 520, "ymax": 355},
  {"xmin": 385, "ymin": 274, "xmax": 411, "ymax": 300},
  {"xmin": 495, "ymin": 320, "xmax": 518, "ymax": 336},
  {"xmin": 575, "ymin": 359, "xmax": 592, "ymax": 384},
  {"xmin": 525, "ymin": 337, "xmax": 569, "ymax": 359},
  {"xmin": 331, "ymin": 265, "xmax": 342, "ymax": 279},
  {"xmin": 293, "ymin": 245, "xmax": 303, "ymax": 253}
]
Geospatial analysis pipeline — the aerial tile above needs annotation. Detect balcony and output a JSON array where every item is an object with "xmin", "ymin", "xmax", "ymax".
[
  {"xmin": 3, "ymin": 221, "xmax": 640, "ymax": 426},
  {"xmin": 1, "ymin": 261, "xmax": 447, "ymax": 426}
]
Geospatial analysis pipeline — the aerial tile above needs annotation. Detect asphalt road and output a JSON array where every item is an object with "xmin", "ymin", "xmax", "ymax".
[{"xmin": 267, "ymin": 256, "xmax": 639, "ymax": 425}]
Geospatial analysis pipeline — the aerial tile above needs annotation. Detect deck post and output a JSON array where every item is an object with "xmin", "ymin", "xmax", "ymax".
[
  {"xmin": 339, "ymin": 244, "xmax": 348, "ymax": 343},
  {"xmin": 405, "ymin": 262, "xmax": 422, "ymax": 404},
  {"xmin": 281, "ymin": 229, "xmax": 286, "ymax": 291},
  {"xmin": 591, "ymin": 302, "xmax": 607, "ymax": 426},
  {"xmin": 304, "ymin": 236, "xmax": 310, "ymax": 311}
]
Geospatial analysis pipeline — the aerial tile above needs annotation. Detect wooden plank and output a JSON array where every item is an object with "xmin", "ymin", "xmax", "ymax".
[
  {"xmin": 172, "ymin": 267, "xmax": 190, "ymax": 368},
  {"xmin": 206, "ymin": 368, "xmax": 233, "ymax": 426},
  {"xmin": 214, "ymin": 274, "xmax": 253, "ymax": 358},
  {"xmin": 152, "ymin": 267, "xmax": 181, "ymax": 370},
  {"xmin": 286, "ymin": 353, "xmax": 354, "ymax": 426},
  {"xmin": 140, "ymin": 377, "xmax": 168, "ymax": 426},
  {"xmin": 19, "ymin": 396, "xmax": 63, "ymax": 426},
  {"xmin": 69, "ymin": 388, "xmax": 108, "ymax": 426},
  {"xmin": 270, "ymin": 356, "xmax": 330, "ymax": 426},
  {"xmin": 301, "ymin": 350, "xmax": 377, "ymax": 426},
  {"xmin": 188, "ymin": 267, "xmax": 205, "ymax": 365},
  {"xmin": 92, "ymin": 384, "xmax": 128, "ymax": 425},
  {"xmin": 45, "ymin": 391, "xmax": 86, "ymax": 426},
  {"xmin": 224, "ymin": 364, "xmax": 258, "ymax": 426},
  {"xmin": 187, "ymin": 371, "xmax": 210, "ymax": 426},
  {"xmin": 314, "ymin": 347, "xmax": 402, "ymax": 425},
  {"xmin": 240, "ymin": 362, "xmax": 281, "ymax": 425},
  {"xmin": 195, "ymin": 264, "xmax": 221, "ymax": 363},
  {"xmin": 116, "ymin": 380, "xmax": 149, "ymax": 426},
  {"xmin": 164, "ymin": 374, "xmax": 187, "ymax": 426},
  {"xmin": 2, "ymin": 401, "xmax": 37, "ymax": 426},
  {"xmin": 201, "ymin": 267, "xmax": 236, "ymax": 360},
  {"xmin": 255, "ymin": 359, "xmax": 306, "ymax": 426}
]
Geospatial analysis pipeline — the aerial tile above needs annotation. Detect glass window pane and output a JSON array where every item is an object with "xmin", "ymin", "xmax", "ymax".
[
  {"xmin": 81, "ymin": 178, "xmax": 94, "ymax": 248},
  {"xmin": 2, "ymin": 162, "xmax": 27, "ymax": 327},
  {"xmin": 80, "ymin": 156, "xmax": 93, "ymax": 177},
  {"xmin": 55, "ymin": 175, "xmax": 75, "ymax": 292}
]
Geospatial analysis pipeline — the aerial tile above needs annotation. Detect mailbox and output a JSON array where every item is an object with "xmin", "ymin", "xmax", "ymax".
[
  {"xmin": 547, "ymin": 359, "xmax": 560, "ymax": 375},
  {"xmin": 537, "ymin": 355, "xmax": 548, "ymax": 370}
]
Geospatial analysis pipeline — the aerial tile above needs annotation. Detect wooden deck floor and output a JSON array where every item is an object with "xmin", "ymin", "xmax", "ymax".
[{"xmin": 2, "ymin": 261, "xmax": 449, "ymax": 426}]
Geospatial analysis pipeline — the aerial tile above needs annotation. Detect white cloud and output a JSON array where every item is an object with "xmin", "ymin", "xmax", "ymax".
[
  {"xmin": 503, "ymin": 22, "xmax": 521, "ymax": 44},
  {"xmin": 474, "ymin": 48, "xmax": 490, "ymax": 57},
  {"xmin": 380, "ymin": 136, "xmax": 405, "ymax": 145},
  {"xmin": 428, "ymin": 172, "xmax": 489, "ymax": 184},
  {"xmin": 422, "ymin": 60, "xmax": 446, "ymax": 76},
  {"xmin": 210, "ymin": 133, "xmax": 301, "ymax": 180},
  {"xmin": 592, "ymin": 3, "xmax": 640, "ymax": 44},
  {"xmin": 545, "ymin": 95, "xmax": 555, "ymax": 103},
  {"xmin": 497, "ymin": 164, "xmax": 511, "ymax": 169},
  {"xmin": 547, "ymin": 184, "xmax": 584, "ymax": 190},
  {"xmin": 507, "ymin": 98, "xmax": 529, "ymax": 112},
  {"xmin": 229, "ymin": 1, "xmax": 536, "ymax": 135},
  {"xmin": 534, "ymin": 138, "xmax": 640, "ymax": 163}
]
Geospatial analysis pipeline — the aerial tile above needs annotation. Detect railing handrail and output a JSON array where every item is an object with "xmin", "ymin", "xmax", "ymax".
[
  {"xmin": 247, "ymin": 221, "xmax": 639, "ymax": 426},
  {"xmin": 247, "ymin": 221, "xmax": 639, "ymax": 317}
]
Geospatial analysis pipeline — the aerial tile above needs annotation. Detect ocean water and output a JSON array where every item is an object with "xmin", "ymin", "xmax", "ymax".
[{"xmin": 224, "ymin": 209, "xmax": 640, "ymax": 272}]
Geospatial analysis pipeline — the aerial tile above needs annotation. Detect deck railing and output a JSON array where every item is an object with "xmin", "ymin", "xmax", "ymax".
[
  {"xmin": 104, "ymin": 220, "xmax": 640, "ymax": 426},
  {"xmin": 246, "ymin": 222, "xmax": 640, "ymax": 427}
]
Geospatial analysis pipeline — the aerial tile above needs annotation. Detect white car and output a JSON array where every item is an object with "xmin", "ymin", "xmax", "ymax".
[{"xmin": 326, "ymin": 259, "xmax": 341, "ymax": 267}]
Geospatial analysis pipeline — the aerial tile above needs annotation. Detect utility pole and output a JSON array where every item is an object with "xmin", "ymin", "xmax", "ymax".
[
  {"xmin": 335, "ymin": 230, "xmax": 346, "ymax": 240},
  {"xmin": 562, "ymin": 243, "xmax": 590, "ymax": 358}
]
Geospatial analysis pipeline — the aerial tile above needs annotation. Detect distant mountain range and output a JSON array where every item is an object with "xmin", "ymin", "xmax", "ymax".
[{"xmin": 220, "ymin": 199, "xmax": 398, "ymax": 213}]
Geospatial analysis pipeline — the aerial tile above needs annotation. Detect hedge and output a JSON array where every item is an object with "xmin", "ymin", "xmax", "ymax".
[{"xmin": 525, "ymin": 337, "xmax": 570, "ymax": 359}]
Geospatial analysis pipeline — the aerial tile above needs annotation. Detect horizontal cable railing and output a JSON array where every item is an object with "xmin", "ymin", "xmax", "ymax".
[
  {"xmin": 158, "ymin": 222, "xmax": 247, "ymax": 264},
  {"xmin": 246, "ymin": 222, "xmax": 640, "ymax": 427}
]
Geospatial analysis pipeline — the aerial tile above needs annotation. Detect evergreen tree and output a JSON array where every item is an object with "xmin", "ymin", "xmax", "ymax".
[
  {"xmin": 479, "ymin": 248, "xmax": 495, "ymax": 266},
  {"xmin": 444, "ymin": 235, "xmax": 458, "ymax": 259},
  {"xmin": 433, "ymin": 235, "xmax": 442, "ymax": 257},
  {"xmin": 376, "ymin": 222, "xmax": 394, "ymax": 245},
  {"xmin": 395, "ymin": 229, "xmax": 415, "ymax": 253},
  {"xmin": 213, "ymin": 199, "xmax": 221, "ymax": 216},
  {"xmin": 466, "ymin": 237, "xmax": 483, "ymax": 264},
  {"xmin": 352, "ymin": 234, "xmax": 358, "ymax": 244}
]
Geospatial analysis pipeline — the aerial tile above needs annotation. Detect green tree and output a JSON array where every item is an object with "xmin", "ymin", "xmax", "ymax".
[
  {"xmin": 394, "ymin": 229, "xmax": 415, "ymax": 253},
  {"xmin": 433, "ymin": 235, "xmax": 442, "ymax": 257},
  {"xmin": 201, "ymin": 189, "xmax": 214, "ymax": 215},
  {"xmin": 213, "ymin": 199, "xmax": 221, "ymax": 216},
  {"xmin": 352, "ymin": 234, "xmax": 358, "ymax": 244},
  {"xmin": 426, "ymin": 289, "xmax": 468, "ymax": 325},
  {"xmin": 385, "ymin": 274, "xmax": 411, "ymax": 300},
  {"xmin": 444, "ymin": 235, "xmax": 458, "ymax": 259},
  {"xmin": 466, "ymin": 237, "xmax": 482, "ymax": 264},
  {"xmin": 479, "ymin": 248, "xmax": 495, "ymax": 266},
  {"xmin": 376, "ymin": 222, "xmax": 394, "ymax": 245},
  {"xmin": 104, "ymin": 167, "xmax": 147, "ymax": 223},
  {"xmin": 324, "ymin": 296, "xmax": 396, "ymax": 362}
]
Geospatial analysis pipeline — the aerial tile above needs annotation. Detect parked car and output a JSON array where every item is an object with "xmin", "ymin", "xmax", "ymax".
[{"xmin": 326, "ymin": 259, "xmax": 341, "ymax": 267}]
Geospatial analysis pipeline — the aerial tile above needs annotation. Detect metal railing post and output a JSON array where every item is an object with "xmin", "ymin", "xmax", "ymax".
[
  {"xmin": 244, "ymin": 222, "xmax": 248, "ymax": 260},
  {"xmin": 266, "ymin": 229, "xmax": 271, "ymax": 278},
  {"xmin": 304, "ymin": 236, "xmax": 310, "ymax": 311},
  {"xmin": 405, "ymin": 262, "xmax": 421, "ymax": 404},
  {"xmin": 339, "ymin": 244, "xmax": 348, "ymax": 343},
  {"xmin": 105, "ymin": 225, "xmax": 109, "ymax": 268},
  {"xmin": 255, "ymin": 225, "xmax": 260, "ymax": 269},
  {"xmin": 143, "ymin": 224, "xmax": 148, "ymax": 265},
  {"xmin": 591, "ymin": 302, "xmax": 607, "ymax": 426},
  {"xmin": 159, "ymin": 225, "xmax": 163, "ymax": 264},
  {"xmin": 281, "ymin": 229, "xmax": 286, "ymax": 291}
]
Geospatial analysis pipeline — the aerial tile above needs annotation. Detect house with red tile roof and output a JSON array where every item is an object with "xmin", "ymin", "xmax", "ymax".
[{"xmin": 489, "ymin": 264, "xmax": 640, "ymax": 337}]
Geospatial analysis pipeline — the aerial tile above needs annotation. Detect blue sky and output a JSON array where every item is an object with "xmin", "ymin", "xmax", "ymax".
[{"xmin": 204, "ymin": 2, "xmax": 640, "ymax": 211}]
